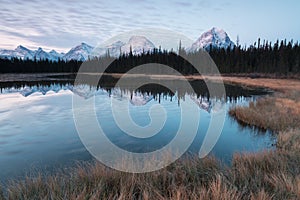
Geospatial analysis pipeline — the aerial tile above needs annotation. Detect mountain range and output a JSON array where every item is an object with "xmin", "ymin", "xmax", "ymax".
[{"xmin": 0, "ymin": 27, "xmax": 235, "ymax": 62}]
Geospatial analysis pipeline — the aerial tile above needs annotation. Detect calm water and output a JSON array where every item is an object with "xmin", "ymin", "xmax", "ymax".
[{"xmin": 0, "ymin": 78, "xmax": 274, "ymax": 183}]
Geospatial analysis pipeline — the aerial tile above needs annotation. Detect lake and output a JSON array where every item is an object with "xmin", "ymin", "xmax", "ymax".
[{"xmin": 0, "ymin": 75, "xmax": 275, "ymax": 183}]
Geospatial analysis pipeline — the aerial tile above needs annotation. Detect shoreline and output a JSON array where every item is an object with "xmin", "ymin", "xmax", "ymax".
[{"xmin": 1, "ymin": 72, "xmax": 300, "ymax": 91}]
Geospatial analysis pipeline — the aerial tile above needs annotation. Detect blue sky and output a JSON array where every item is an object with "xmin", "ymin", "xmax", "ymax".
[{"xmin": 0, "ymin": 0, "xmax": 299, "ymax": 52}]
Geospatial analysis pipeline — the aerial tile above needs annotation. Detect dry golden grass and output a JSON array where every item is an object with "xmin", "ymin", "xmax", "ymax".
[
  {"xmin": 275, "ymin": 98, "xmax": 300, "ymax": 115},
  {"xmin": 229, "ymin": 91, "xmax": 300, "ymax": 131},
  {"xmin": 218, "ymin": 77, "xmax": 300, "ymax": 92},
  {"xmin": 2, "ymin": 128, "xmax": 300, "ymax": 200},
  {"xmin": 227, "ymin": 78, "xmax": 300, "ymax": 199},
  {"xmin": 2, "ymin": 131, "xmax": 300, "ymax": 200}
]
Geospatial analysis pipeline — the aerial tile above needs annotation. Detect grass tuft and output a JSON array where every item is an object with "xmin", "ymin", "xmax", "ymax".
[{"xmin": 229, "ymin": 92, "xmax": 300, "ymax": 132}]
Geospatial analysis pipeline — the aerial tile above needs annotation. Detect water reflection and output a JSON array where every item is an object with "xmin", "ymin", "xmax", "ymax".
[
  {"xmin": 0, "ymin": 77, "xmax": 274, "ymax": 182},
  {"xmin": 0, "ymin": 76, "xmax": 270, "ymax": 105}
]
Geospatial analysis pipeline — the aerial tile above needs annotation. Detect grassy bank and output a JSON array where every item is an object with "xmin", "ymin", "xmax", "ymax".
[
  {"xmin": 1, "ymin": 77, "xmax": 300, "ymax": 200},
  {"xmin": 1, "ymin": 128, "xmax": 300, "ymax": 200},
  {"xmin": 227, "ymin": 78, "xmax": 300, "ymax": 199},
  {"xmin": 229, "ymin": 91, "xmax": 300, "ymax": 131}
]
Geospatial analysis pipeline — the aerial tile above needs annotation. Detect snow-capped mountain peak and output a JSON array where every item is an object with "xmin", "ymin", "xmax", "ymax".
[
  {"xmin": 189, "ymin": 27, "xmax": 235, "ymax": 51},
  {"xmin": 33, "ymin": 47, "xmax": 60, "ymax": 61},
  {"xmin": 91, "ymin": 40, "xmax": 125, "ymax": 58},
  {"xmin": 34, "ymin": 48, "xmax": 47, "ymax": 60},
  {"xmin": 15, "ymin": 45, "xmax": 34, "ymax": 59},
  {"xmin": 109, "ymin": 40, "xmax": 125, "ymax": 48},
  {"xmin": 128, "ymin": 35, "xmax": 150, "ymax": 43},
  {"xmin": 49, "ymin": 49, "xmax": 57, "ymax": 54},
  {"xmin": 15, "ymin": 45, "xmax": 30, "ymax": 52},
  {"xmin": 49, "ymin": 50, "xmax": 63, "ymax": 60},
  {"xmin": 121, "ymin": 35, "xmax": 156, "ymax": 55},
  {"xmin": 63, "ymin": 43, "xmax": 94, "ymax": 61},
  {"xmin": 93, "ymin": 36, "xmax": 155, "ymax": 57},
  {"xmin": 0, "ymin": 45, "xmax": 33, "ymax": 60}
]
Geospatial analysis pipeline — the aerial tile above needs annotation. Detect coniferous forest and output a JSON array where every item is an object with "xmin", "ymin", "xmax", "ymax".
[{"xmin": 0, "ymin": 39, "xmax": 299, "ymax": 75}]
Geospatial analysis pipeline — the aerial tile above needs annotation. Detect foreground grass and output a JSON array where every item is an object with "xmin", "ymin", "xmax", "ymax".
[
  {"xmin": 2, "ymin": 127, "xmax": 300, "ymax": 199},
  {"xmin": 1, "ymin": 77, "xmax": 300, "ymax": 200},
  {"xmin": 227, "ymin": 81, "xmax": 300, "ymax": 199},
  {"xmin": 1, "ymin": 129, "xmax": 300, "ymax": 200}
]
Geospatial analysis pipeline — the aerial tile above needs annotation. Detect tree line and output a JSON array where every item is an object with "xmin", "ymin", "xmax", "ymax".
[
  {"xmin": 0, "ymin": 38, "xmax": 299, "ymax": 75},
  {"xmin": 209, "ymin": 38, "xmax": 300, "ymax": 74}
]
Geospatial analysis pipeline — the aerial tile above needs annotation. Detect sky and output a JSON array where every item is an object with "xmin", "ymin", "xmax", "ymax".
[{"xmin": 0, "ymin": 0, "xmax": 299, "ymax": 52}]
